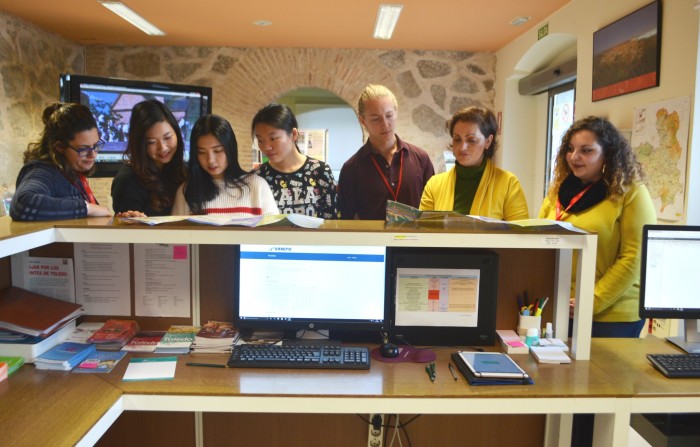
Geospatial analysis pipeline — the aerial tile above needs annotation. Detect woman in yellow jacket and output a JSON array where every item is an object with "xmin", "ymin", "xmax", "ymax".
[
  {"xmin": 539, "ymin": 116, "xmax": 656, "ymax": 338},
  {"xmin": 419, "ymin": 107, "xmax": 529, "ymax": 220}
]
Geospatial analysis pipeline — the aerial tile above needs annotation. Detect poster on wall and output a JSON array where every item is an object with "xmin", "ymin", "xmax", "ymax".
[
  {"xmin": 631, "ymin": 96, "xmax": 690, "ymax": 222},
  {"xmin": 592, "ymin": 0, "xmax": 661, "ymax": 102},
  {"xmin": 298, "ymin": 129, "xmax": 327, "ymax": 162}
]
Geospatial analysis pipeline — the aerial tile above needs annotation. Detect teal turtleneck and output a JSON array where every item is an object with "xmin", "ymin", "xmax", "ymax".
[{"xmin": 452, "ymin": 158, "xmax": 486, "ymax": 214}]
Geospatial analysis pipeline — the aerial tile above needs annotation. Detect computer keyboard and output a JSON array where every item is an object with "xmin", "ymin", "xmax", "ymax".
[
  {"xmin": 647, "ymin": 353, "xmax": 700, "ymax": 378},
  {"xmin": 227, "ymin": 344, "xmax": 371, "ymax": 370}
]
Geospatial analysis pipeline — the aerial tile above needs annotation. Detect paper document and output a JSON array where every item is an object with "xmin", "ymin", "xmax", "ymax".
[
  {"xmin": 133, "ymin": 244, "xmax": 191, "ymax": 318},
  {"xmin": 122, "ymin": 357, "xmax": 177, "ymax": 381},
  {"xmin": 74, "ymin": 243, "xmax": 131, "ymax": 316}
]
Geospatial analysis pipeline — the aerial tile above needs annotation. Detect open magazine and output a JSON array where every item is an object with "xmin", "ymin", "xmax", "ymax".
[
  {"xmin": 385, "ymin": 200, "xmax": 586, "ymax": 233},
  {"xmin": 120, "ymin": 213, "xmax": 324, "ymax": 229}
]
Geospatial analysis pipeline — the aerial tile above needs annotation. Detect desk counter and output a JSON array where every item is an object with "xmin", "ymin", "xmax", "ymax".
[{"xmin": 0, "ymin": 367, "xmax": 122, "ymax": 447}]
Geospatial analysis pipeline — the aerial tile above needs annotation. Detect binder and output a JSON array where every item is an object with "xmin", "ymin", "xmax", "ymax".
[{"xmin": 0, "ymin": 287, "xmax": 83, "ymax": 337}]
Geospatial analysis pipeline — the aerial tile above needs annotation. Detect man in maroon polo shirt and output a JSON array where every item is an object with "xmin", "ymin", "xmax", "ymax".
[{"xmin": 338, "ymin": 84, "xmax": 434, "ymax": 220}]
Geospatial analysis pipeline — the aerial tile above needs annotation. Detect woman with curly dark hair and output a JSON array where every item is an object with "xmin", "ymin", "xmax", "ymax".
[
  {"xmin": 111, "ymin": 99, "xmax": 187, "ymax": 216},
  {"xmin": 539, "ymin": 115, "xmax": 656, "ymax": 337},
  {"xmin": 11, "ymin": 102, "xmax": 111, "ymax": 221}
]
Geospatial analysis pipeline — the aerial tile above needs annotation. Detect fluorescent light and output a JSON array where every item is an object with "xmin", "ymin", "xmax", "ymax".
[
  {"xmin": 373, "ymin": 4, "xmax": 403, "ymax": 40},
  {"xmin": 99, "ymin": 1, "xmax": 166, "ymax": 36}
]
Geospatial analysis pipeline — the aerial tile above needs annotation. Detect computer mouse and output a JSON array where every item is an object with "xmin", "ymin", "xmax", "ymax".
[{"xmin": 379, "ymin": 342, "xmax": 400, "ymax": 358}]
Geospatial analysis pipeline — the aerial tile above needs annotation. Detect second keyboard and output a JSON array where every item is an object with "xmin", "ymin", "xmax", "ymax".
[
  {"xmin": 227, "ymin": 344, "xmax": 370, "ymax": 370},
  {"xmin": 647, "ymin": 353, "xmax": 700, "ymax": 378}
]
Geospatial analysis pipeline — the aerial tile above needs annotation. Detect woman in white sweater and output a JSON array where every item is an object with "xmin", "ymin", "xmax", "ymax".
[{"xmin": 172, "ymin": 115, "xmax": 279, "ymax": 217}]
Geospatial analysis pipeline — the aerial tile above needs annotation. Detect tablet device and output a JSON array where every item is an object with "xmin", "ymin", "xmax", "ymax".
[{"xmin": 457, "ymin": 351, "xmax": 529, "ymax": 379}]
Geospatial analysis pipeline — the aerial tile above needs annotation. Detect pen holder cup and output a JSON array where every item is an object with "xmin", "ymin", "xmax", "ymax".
[{"xmin": 517, "ymin": 315, "xmax": 541, "ymax": 337}]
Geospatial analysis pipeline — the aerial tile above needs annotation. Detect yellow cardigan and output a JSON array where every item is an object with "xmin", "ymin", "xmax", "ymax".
[
  {"xmin": 419, "ymin": 159, "xmax": 529, "ymax": 220},
  {"xmin": 538, "ymin": 183, "xmax": 656, "ymax": 322}
]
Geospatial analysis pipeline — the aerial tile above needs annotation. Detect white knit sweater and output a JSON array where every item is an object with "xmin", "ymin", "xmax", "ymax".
[{"xmin": 171, "ymin": 175, "xmax": 279, "ymax": 216}]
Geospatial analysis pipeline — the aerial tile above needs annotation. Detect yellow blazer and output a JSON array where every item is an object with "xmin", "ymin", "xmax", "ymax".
[
  {"xmin": 539, "ymin": 183, "xmax": 656, "ymax": 322},
  {"xmin": 419, "ymin": 159, "xmax": 529, "ymax": 221}
]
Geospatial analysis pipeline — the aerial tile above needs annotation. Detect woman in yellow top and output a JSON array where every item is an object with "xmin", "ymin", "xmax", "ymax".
[
  {"xmin": 419, "ymin": 107, "xmax": 529, "ymax": 220},
  {"xmin": 539, "ymin": 116, "xmax": 656, "ymax": 337}
]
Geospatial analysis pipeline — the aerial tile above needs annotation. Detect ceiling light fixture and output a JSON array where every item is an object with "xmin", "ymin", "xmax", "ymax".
[
  {"xmin": 373, "ymin": 4, "xmax": 403, "ymax": 40},
  {"xmin": 253, "ymin": 20, "xmax": 273, "ymax": 27},
  {"xmin": 99, "ymin": 1, "xmax": 166, "ymax": 36},
  {"xmin": 510, "ymin": 16, "xmax": 531, "ymax": 26}
]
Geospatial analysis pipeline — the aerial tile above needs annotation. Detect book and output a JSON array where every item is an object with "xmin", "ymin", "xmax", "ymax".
[
  {"xmin": 496, "ymin": 329, "xmax": 529, "ymax": 354},
  {"xmin": 0, "ymin": 356, "xmax": 24, "ymax": 376},
  {"xmin": 88, "ymin": 319, "xmax": 139, "ymax": 351},
  {"xmin": 73, "ymin": 350, "xmax": 127, "ymax": 373},
  {"xmin": 191, "ymin": 321, "xmax": 239, "ymax": 353},
  {"xmin": 0, "ymin": 362, "xmax": 6, "ymax": 382},
  {"xmin": 529, "ymin": 346, "xmax": 571, "ymax": 364},
  {"xmin": 154, "ymin": 325, "xmax": 198, "ymax": 354},
  {"xmin": 64, "ymin": 321, "xmax": 105, "ymax": 344},
  {"xmin": 0, "ymin": 320, "xmax": 76, "ymax": 363},
  {"xmin": 121, "ymin": 331, "xmax": 165, "ymax": 353},
  {"xmin": 34, "ymin": 341, "xmax": 96, "ymax": 371},
  {"xmin": 121, "ymin": 215, "xmax": 263, "ymax": 227},
  {"xmin": 451, "ymin": 351, "xmax": 533, "ymax": 386},
  {"xmin": 0, "ymin": 286, "xmax": 84, "ymax": 337},
  {"xmin": 385, "ymin": 201, "xmax": 586, "ymax": 233},
  {"xmin": 122, "ymin": 357, "xmax": 177, "ymax": 381}
]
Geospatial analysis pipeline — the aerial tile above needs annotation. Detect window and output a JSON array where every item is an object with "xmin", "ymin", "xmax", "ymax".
[{"xmin": 544, "ymin": 82, "xmax": 575, "ymax": 195}]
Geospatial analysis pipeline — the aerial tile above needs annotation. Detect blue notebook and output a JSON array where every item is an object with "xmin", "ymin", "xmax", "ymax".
[{"xmin": 34, "ymin": 342, "xmax": 96, "ymax": 371}]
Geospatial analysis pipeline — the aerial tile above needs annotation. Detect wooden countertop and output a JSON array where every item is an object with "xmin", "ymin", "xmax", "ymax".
[{"xmin": 0, "ymin": 367, "xmax": 122, "ymax": 447}]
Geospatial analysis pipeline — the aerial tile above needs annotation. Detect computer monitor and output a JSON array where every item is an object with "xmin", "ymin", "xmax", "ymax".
[
  {"xmin": 59, "ymin": 73, "xmax": 212, "ymax": 177},
  {"xmin": 234, "ymin": 244, "xmax": 388, "ymax": 341},
  {"xmin": 639, "ymin": 224, "xmax": 700, "ymax": 353},
  {"xmin": 388, "ymin": 248, "xmax": 499, "ymax": 346}
]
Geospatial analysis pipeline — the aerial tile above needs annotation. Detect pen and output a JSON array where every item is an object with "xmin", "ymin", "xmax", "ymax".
[
  {"xmin": 425, "ymin": 364, "xmax": 435, "ymax": 382},
  {"xmin": 186, "ymin": 362, "xmax": 228, "ymax": 368},
  {"xmin": 448, "ymin": 363, "xmax": 458, "ymax": 381}
]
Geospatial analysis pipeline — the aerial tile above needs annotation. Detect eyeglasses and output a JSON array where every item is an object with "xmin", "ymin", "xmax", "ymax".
[{"xmin": 66, "ymin": 140, "xmax": 105, "ymax": 158}]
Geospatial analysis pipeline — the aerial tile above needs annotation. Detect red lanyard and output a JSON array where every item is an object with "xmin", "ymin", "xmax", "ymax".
[
  {"xmin": 370, "ymin": 150, "xmax": 404, "ymax": 201},
  {"xmin": 75, "ymin": 173, "xmax": 97, "ymax": 204},
  {"xmin": 555, "ymin": 183, "xmax": 593, "ymax": 221}
]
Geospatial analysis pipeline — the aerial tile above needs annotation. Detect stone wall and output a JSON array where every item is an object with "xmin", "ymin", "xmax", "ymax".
[
  {"xmin": 0, "ymin": 10, "xmax": 496, "ymax": 210},
  {"xmin": 0, "ymin": 11, "xmax": 84, "ymax": 206}
]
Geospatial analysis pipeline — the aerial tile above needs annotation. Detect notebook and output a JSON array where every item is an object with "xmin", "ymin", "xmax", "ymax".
[{"xmin": 451, "ymin": 351, "xmax": 533, "ymax": 385}]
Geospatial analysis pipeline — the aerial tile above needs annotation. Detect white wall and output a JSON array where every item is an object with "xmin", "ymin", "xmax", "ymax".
[
  {"xmin": 496, "ymin": 0, "xmax": 698, "ymax": 219},
  {"xmin": 295, "ymin": 104, "xmax": 364, "ymax": 179}
]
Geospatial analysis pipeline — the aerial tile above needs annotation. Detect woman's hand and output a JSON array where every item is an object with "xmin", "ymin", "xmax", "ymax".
[
  {"xmin": 87, "ymin": 203, "xmax": 112, "ymax": 217},
  {"xmin": 569, "ymin": 297, "xmax": 576, "ymax": 318},
  {"xmin": 115, "ymin": 210, "xmax": 147, "ymax": 218}
]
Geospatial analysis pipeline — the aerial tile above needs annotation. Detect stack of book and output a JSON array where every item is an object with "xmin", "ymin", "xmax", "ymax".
[
  {"xmin": 0, "ymin": 287, "xmax": 84, "ymax": 362},
  {"xmin": 88, "ymin": 319, "xmax": 139, "ymax": 351},
  {"xmin": 190, "ymin": 321, "xmax": 239, "ymax": 353},
  {"xmin": 0, "ymin": 321, "xmax": 76, "ymax": 363},
  {"xmin": 121, "ymin": 331, "xmax": 165, "ymax": 353},
  {"xmin": 34, "ymin": 342, "xmax": 96, "ymax": 371},
  {"xmin": 154, "ymin": 325, "xmax": 199, "ymax": 354}
]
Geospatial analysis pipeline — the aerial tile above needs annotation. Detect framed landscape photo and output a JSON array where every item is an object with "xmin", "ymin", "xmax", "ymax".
[{"xmin": 592, "ymin": 0, "xmax": 661, "ymax": 102}]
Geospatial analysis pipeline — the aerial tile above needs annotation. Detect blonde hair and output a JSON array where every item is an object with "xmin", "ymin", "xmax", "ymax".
[{"xmin": 357, "ymin": 84, "xmax": 398, "ymax": 117}]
